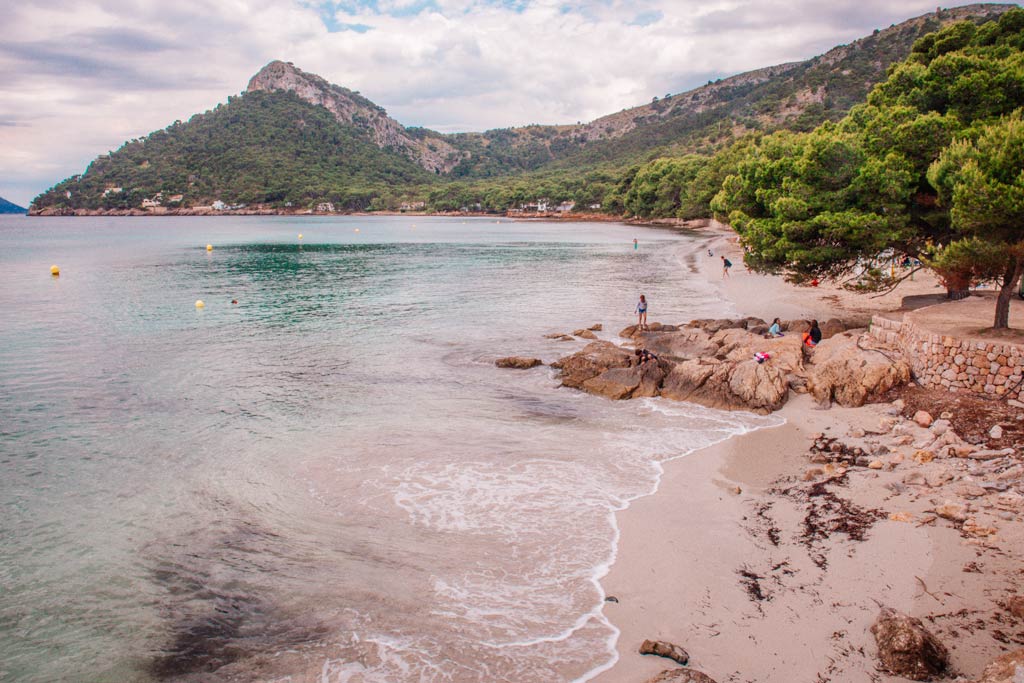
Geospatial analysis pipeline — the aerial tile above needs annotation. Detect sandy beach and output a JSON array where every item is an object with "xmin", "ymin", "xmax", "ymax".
[{"xmin": 593, "ymin": 223, "xmax": 1024, "ymax": 682}]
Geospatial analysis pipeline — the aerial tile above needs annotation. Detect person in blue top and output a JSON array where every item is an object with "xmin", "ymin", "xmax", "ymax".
[
  {"xmin": 636, "ymin": 294, "xmax": 648, "ymax": 331},
  {"xmin": 721, "ymin": 255, "xmax": 732, "ymax": 278},
  {"xmin": 767, "ymin": 318, "xmax": 783, "ymax": 337},
  {"xmin": 633, "ymin": 238, "xmax": 638, "ymax": 250}
]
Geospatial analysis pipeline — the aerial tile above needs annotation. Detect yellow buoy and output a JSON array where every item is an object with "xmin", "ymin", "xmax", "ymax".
[
  {"xmin": 206, "ymin": 244, "xmax": 213, "ymax": 251},
  {"xmin": 195, "ymin": 300, "xmax": 205, "ymax": 308},
  {"xmin": 298, "ymin": 233, "xmax": 303, "ymax": 240},
  {"xmin": 50, "ymin": 265, "xmax": 60, "ymax": 276}
]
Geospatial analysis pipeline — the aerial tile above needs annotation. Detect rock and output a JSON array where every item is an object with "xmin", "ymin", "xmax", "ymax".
[
  {"xmin": 930, "ymin": 420, "xmax": 951, "ymax": 436},
  {"xmin": 868, "ymin": 460, "xmax": 884, "ymax": 469},
  {"xmin": 574, "ymin": 329, "xmax": 598, "ymax": 340},
  {"xmin": 989, "ymin": 425, "xmax": 1004, "ymax": 440},
  {"xmin": 495, "ymin": 356, "xmax": 543, "ymax": 369},
  {"xmin": 820, "ymin": 318, "xmax": 847, "ymax": 339},
  {"xmin": 583, "ymin": 362, "xmax": 665, "ymax": 401},
  {"xmin": 604, "ymin": 595, "xmax": 619, "ymax": 603},
  {"xmin": 955, "ymin": 483, "xmax": 987, "ymax": 498},
  {"xmin": 850, "ymin": 427, "xmax": 866, "ymax": 438},
  {"xmin": 934, "ymin": 501, "xmax": 968, "ymax": 522},
  {"xmin": 892, "ymin": 452, "xmax": 905, "ymax": 464},
  {"xmin": 731, "ymin": 485, "xmax": 742, "ymax": 495},
  {"xmin": 914, "ymin": 411, "xmax": 934, "ymax": 428},
  {"xmin": 870, "ymin": 607, "xmax": 949, "ymax": 680},
  {"xmin": 806, "ymin": 332, "xmax": 912, "ymax": 407},
  {"xmin": 639, "ymin": 639, "xmax": 689, "ymax": 665},
  {"xmin": 803, "ymin": 467, "xmax": 825, "ymax": 481},
  {"xmin": 962, "ymin": 518, "xmax": 997, "ymax": 537},
  {"xmin": 662, "ymin": 357, "xmax": 790, "ymax": 414},
  {"xmin": 588, "ymin": 323, "xmax": 603, "ymax": 331},
  {"xmin": 966, "ymin": 448, "xmax": 1016, "ymax": 460},
  {"xmin": 925, "ymin": 469, "xmax": 953, "ymax": 488},
  {"xmin": 939, "ymin": 410, "xmax": 952, "ymax": 419},
  {"xmin": 619, "ymin": 325, "xmax": 640, "ymax": 338},
  {"xmin": 552, "ymin": 341, "xmax": 632, "ymax": 390},
  {"xmin": 913, "ymin": 449, "xmax": 936, "ymax": 464},
  {"xmin": 646, "ymin": 670, "xmax": 718, "ymax": 683},
  {"xmin": 889, "ymin": 511, "xmax": 915, "ymax": 522},
  {"xmin": 1007, "ymin": 596, "xmax": 1024, "ymax": 620},
  {"xmin": 903, "ymin": 472, "xmax": 926, "ymax": 486},
  {"xmin": 972, "ymin": 648, "xmax": 1024, "ymax": 683},
  {"xmin": 543, "ymin": 332, "xmax": 567, "ymax": 339}
]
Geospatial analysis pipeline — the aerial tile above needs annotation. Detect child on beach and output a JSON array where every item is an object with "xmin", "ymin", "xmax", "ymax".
[
  {"xmin": 801, "ymin": 320, "xmax": 822, "ymax": 347},
  {"xmin": 721, "ymin": 255, "xmax": 732, "ymax": 278},
  {"xmin": 767, "ymin": 318, "xmax": 783, "ymax": 337},
  {"xmin": 636, "ymin": 295, "xmax": 648, "ymax": 331},
  {"xmin": 633, "ymin": 238, "xmax": 638, "ymax": 250}
]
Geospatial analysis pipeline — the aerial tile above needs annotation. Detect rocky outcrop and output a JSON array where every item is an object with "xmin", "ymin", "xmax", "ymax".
[
  {"xmin": 973, "ymin": 648, "xmax": 1024, "ymax": 683},
  {"xmin": 639, "ymin": 639, "xmax": 689, "ymax": 665},
  {"xmin": 550, "ymin": 341, "xmax": 632, "ymax": 390},
  {"xmin": 552, "ymin": 318, "xmax": 911, "ymax": 414},
  {"xmin": 247, "ymin": 61, "xmax": 463, "ymax": 173},
  {"xmin": 806, "ymin": 331, "xmax": 912, "ymax": 407},
  {"xmin": 870, "ymin": 607, "xmax": 948, "ymax": 680},
  {"xmin": 583, "ymin": 363, "xmax": 665, "ymax": 400},
  {"xmin": 495, "ymin": 356, "xmax": 543, "ymax": 369}
]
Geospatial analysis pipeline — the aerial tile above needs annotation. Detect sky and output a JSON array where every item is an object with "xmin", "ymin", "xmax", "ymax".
[{"xmin": 0, "ymin": 0, "xmax": 982, "ymax": 207}]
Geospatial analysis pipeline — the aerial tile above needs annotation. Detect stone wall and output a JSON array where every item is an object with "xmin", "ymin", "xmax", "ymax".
[{"xmin": 869, "ymin": 315, "xmax": 1024, "ymax": 402}]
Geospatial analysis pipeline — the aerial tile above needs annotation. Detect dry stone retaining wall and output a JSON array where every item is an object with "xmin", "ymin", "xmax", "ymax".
[{"xmin": 869, "ymin": 315, "xmax": 1024, "ymax": 402}]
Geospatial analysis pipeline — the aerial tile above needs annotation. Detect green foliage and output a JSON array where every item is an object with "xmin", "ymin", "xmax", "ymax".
[{"xmin": 711, "ymin": 9, "xmax": 1024, "ymax": 293}]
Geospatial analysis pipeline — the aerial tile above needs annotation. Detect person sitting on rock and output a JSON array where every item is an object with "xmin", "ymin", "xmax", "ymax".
[
  {"xmin": 767, "ymin": 318, "xmax": 784, "ymax": 337},
  {"xmin": 634, "ymin": 348, "xmax": 658, "ymax": 366},
  {"xmin": 801, "ymin": 320, "xmax": 822, "ymax": 347}
]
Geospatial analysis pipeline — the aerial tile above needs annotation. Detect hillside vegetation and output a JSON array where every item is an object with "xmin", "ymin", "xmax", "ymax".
[{"xmin": 30, "ymin": 4, "xmax": 1014, "ymax": 214}]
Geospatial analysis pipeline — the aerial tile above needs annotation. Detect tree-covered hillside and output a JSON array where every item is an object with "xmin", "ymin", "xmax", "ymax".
[
  {"xmin": 29, "ymin": 4, "xmax": 1016, "ymax": 214},
  {"xmin": 32, "ymin": 90, "xmax": 434, "ymax": 212}
]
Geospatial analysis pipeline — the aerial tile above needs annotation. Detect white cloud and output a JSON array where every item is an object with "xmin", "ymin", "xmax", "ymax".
[{"xmin": 0, "ymin": 0, "xmax": 958, "ymax": 206}]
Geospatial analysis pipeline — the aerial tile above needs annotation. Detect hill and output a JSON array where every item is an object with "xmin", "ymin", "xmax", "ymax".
[
  {"xmin": 0, "ymin": 196, "xmax": 26, "ymax": 214},
  {"xmin": 29, "ymin": 3, "xmax": 1016, "ymax": 215}
]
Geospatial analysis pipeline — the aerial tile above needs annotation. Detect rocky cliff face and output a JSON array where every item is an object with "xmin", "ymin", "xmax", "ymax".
[{"xmin": 246, "ymin": 60, "xmax": 464, "ymax": 173}]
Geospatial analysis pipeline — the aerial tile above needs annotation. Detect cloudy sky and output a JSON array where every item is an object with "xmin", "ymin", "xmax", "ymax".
[{"xmin": 0, "ymin": 0, "xmax": 969, "ymax": 207}]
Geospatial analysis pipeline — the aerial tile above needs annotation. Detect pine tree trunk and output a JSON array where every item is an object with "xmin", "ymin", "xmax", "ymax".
[{"xmin": 993, "ymin": 256, "xmax": 1024, "ymax": 329}]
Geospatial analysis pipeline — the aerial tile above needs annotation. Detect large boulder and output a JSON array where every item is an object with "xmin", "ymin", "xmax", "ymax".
[
  {"xmin": 495, "ymin": 356, "xmax": 543, "ymax": 369},
  {"xmin": 806, "ymin": 331, "xmax": 912, "ymax": 407},
  {"xmin": 973, "ymin": 648, "xmax": 1024, "ymax": 683},
  {"xmin": 551, "ymin": 341, "xmax": 632, "ymax": 390},
  {"xmin": 582, "ymin": 361, "xmax": 666, "ymax": 400},
  {"xmin": 637, "ymin": 328, "xmax": 719, "ymax": 362},
  {"xmin": 870, "ymin": 607, "xmax": 949, "ymax": 680},
  {"xmin": 661, "ymin": 357, "xmax": 790, "ymax": 414}
]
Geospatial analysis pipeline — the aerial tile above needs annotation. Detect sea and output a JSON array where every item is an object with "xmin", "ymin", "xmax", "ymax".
[{"xmin": 0, "ymin": 215, "xmax": 778, "ymax": 682}]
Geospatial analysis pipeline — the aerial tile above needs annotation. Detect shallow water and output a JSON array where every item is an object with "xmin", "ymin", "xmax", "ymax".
[{"xmin": 0, "ymin": 215, "xmax": 778, "ymax": 682}]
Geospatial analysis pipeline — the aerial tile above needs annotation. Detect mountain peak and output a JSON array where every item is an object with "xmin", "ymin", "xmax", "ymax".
[{"xmin": 246, "ymin": 60, "xmax": 461, "ymax": 173}]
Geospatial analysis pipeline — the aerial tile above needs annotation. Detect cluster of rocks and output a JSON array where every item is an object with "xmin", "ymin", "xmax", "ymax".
[
  {"xmin": 804, "ymin": 399, "xmax": 1023, "ymax": 539},
  {"xmin": 802, "ymin": 399, "xmax": 1023, "ymax": 682},
  {"xmin": 524, "ymin": 317, "xmax": 911, "ymax": 414}
]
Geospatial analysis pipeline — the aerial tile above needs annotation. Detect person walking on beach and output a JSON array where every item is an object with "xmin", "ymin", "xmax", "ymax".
[
  {"xmin": 633, "ymin": 238, "xmax": 638, "ymax": 250},
  {"xmin": 636, "ymin": 294, "xmax": 648, "ymax": 331},
  {"xmin": 721, "ymin": 255, "xmax": 732, "ymax": 278}
]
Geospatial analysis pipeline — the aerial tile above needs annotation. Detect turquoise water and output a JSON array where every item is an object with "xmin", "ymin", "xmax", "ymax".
[{"xmin": 0, "ymin": 215, "xmax": 776, "ymax": 682}]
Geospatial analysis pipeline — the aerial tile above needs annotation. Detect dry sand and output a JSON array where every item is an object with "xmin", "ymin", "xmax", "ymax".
[{"xmin": 593, "ymin": 222, "xmax": 1024, "ymax": 683}]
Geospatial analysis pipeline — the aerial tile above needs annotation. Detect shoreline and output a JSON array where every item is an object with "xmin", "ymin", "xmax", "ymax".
[{"xmin": 589, "ymin": 222, "xmax": 1024, "ymax": 682}]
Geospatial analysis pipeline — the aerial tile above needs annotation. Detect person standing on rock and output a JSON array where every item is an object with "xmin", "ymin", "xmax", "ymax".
[
  {"xmin": 721, "ymin": 255, "xmax": 732, "ymax": 278},
  {"xmin": 636, "ymin": 295, "xmax": 648, "ymax": 331}
]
